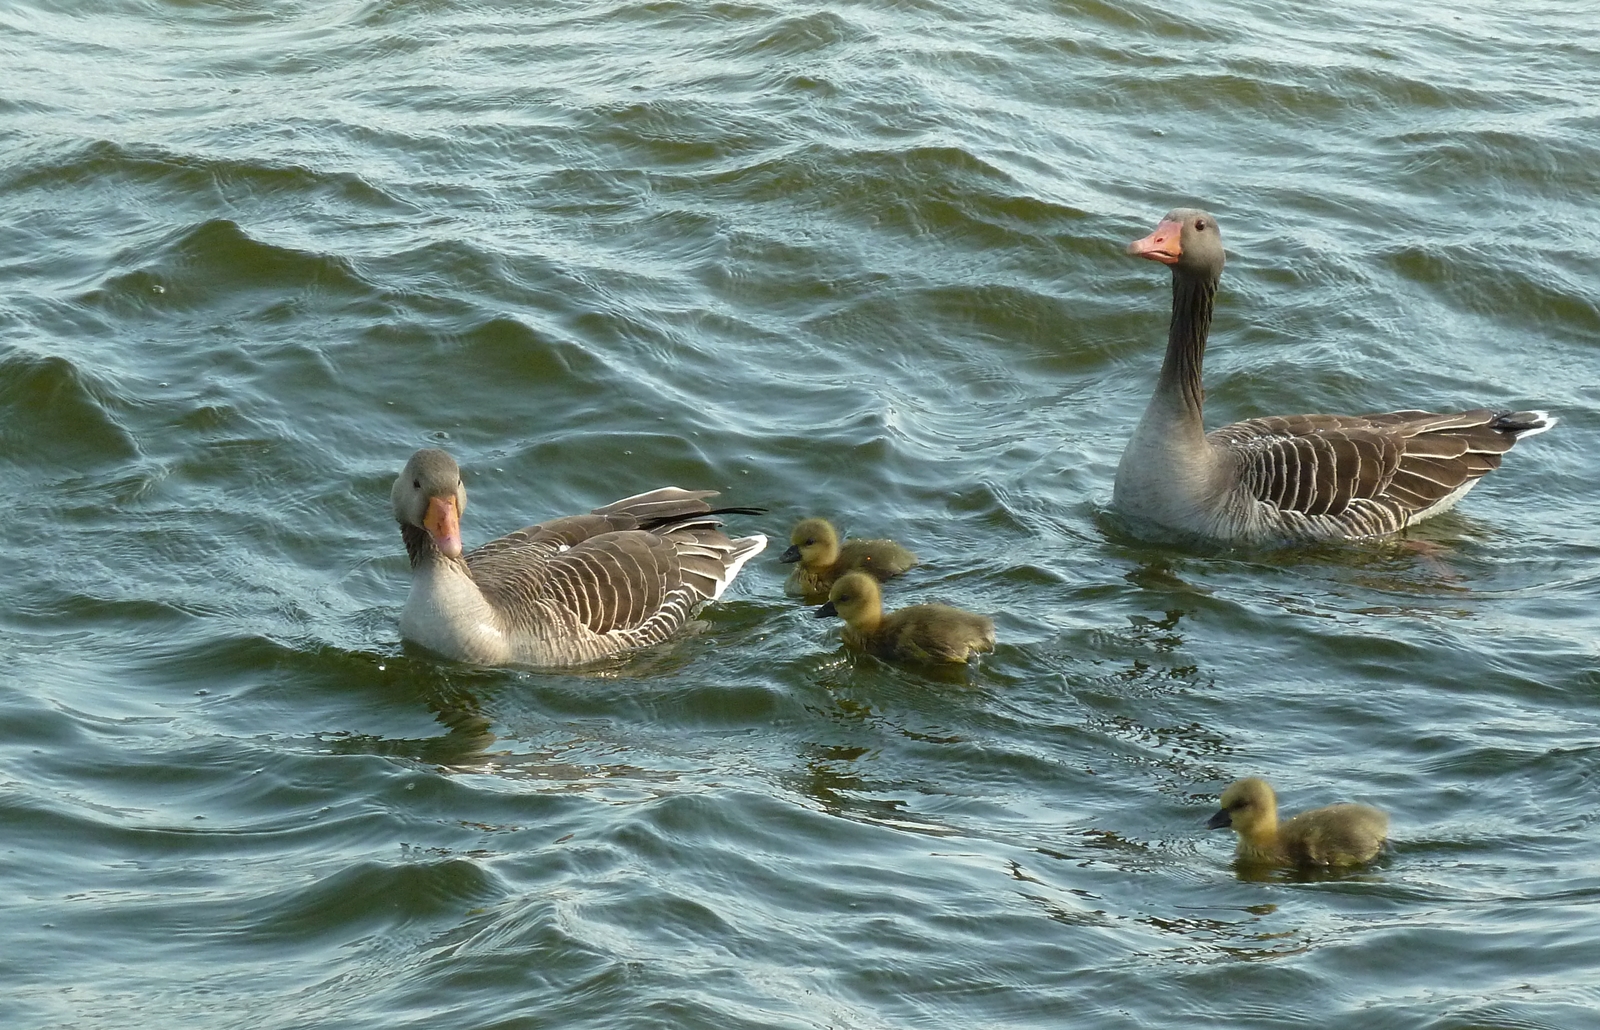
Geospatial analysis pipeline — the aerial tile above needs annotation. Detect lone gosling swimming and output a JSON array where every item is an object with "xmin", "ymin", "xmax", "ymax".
[
  {"xmin": 780, "ymin": 517, "xmax": 918, "ymax": 602},
  {"xmin": 815, "ymin": 571, "xmax": 993, "ymax": 665},
  {"xmin": 1207, "ymin": 776, "xmax": 1388, "ymax": 867}
]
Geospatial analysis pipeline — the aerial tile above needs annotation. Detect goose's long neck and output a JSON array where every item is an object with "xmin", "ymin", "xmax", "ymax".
[
  {"xmin": 402, "ymin": 522, "xmax": 450, "ymax": 569},
  {"xmin": 1154, "ymin": 268, "xmax": 1216, "ymax": 428},
  {"xmin": 1113, "ymin": 263, "xmax": 1222, "ymax": 526},
  {"xmin": 400, "ymin": 521, "xmax": 479, "ymax": 592},
  {"xmin": 399, "ymin": 521, "xmax": 511, "ymax": 663}
]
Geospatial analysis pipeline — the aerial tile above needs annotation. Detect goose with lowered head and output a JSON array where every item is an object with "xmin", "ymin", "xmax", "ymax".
[
  {"xmin": 392, "ymin": 448, "xmax": 766, "ymax": 666},
  {"xmin": 1113, "ymin": 207, "xmax": 1554, "ymax": 544}
]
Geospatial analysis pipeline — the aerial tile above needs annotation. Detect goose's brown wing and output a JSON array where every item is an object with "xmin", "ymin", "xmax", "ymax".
[
  {"xmin": 1211, "ymin": 409, "xmax": 1516, "ymax": 525},
  {"xmin": 464, "ymin": 487, "xmax": 755, "ymax": 641},
  {"xmin": 469, "ymin": 530, "xmax": 674, "ymax": 636},
  {"xmin": 465, "ymin": 487, "xmax": 722, "ymax": 565}
]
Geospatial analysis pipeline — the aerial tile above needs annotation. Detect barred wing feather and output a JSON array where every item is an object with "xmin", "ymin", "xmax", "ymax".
[{"xmin": 1213, "ymin": 408, "xmax": 1542, "ymax": 535}]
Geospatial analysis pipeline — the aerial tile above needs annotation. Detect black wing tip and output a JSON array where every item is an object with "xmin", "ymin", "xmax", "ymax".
[
  {"xmin": 637, "ymin": 505, "xmax": 766, "ymax": 534},
  {"xmin": 1491, "ymin": 409, "xmax": 1556, "ymax": 440}
]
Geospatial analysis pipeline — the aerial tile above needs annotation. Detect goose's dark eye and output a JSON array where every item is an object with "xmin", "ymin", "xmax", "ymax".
[
  {"xmin": 1195, "ymin": 219, "xmax": 1208, "ymax": 231},
  {"xmin": 413, "ymin": 478, "xmax": 421, "ymax": 489}
]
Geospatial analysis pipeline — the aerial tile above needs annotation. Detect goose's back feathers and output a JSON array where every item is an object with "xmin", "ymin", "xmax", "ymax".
[
  {"xmin": 1211, "ymin": 407, "xmax": 1556, "ymax": 540},
  {"xmin": 394, "ymin": 451, "xmax": 765, "ymax": 666}
]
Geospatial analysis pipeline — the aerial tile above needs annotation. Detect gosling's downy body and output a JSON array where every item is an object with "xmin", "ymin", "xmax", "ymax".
[
  {"xmin": 814, "ymin": 571, "xmax": 993, "ymax": 665},
  {"xmin": 780, "ymin": 517, "xmax": 918, "ymax": 601},
  {"xmin": 1207, "ymin": 776, "xmax": 1388, "ymax": 867},
  {"xmin": 392, "ymin": 448, "xmax": 766, "ymax": 666}
]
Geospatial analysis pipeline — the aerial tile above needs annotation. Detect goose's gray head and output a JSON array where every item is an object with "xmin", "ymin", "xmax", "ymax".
[
  {"xmin": 1128, "ymin": 207, "xmax": 1225, "ymax": 280},
  {"xmin": 392, "ymin": 448, "xmax": 467, "ymax": 558}
]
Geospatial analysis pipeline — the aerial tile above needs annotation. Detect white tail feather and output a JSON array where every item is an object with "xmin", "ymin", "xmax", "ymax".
[
  {"xmin": 1507, "ymin": 410, "xmax": 1556, "ymax": 440},
  {"xmin": 710, "ymin": 534, "xmax": 767, "ymax": 601}
]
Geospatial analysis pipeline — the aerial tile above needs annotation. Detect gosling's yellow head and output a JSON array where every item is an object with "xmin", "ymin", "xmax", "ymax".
[
  {"xmin": 781, "ymin": 518, "xmax": 841, "ymax": 568},
  {"xmin": 814, "ymin": 570, "xmax": 882, "ymax": 626},
  {"xmin": 1207, "ymin": 777, "xmax": 1278, "ymax": 836}
]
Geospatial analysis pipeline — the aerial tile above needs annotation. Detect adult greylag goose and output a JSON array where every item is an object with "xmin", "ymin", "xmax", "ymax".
[
  {"xmin": 815, "ymin": 571, "xmax": 994, "ymax": 665},
  {"xmin": 780, "ymin": 517, "xmax": 919, "ymax": 602},
  {"xmin": 392, "ymin": 448, "xmax": 767, "ymax": 666},
  {"xmin": 1113, "ymin": 208, "xmax": 1555, "ymax": 544},
  {"xmin": 1207, "ymin": 776, "xmax": 1388, "ymax": 868}
]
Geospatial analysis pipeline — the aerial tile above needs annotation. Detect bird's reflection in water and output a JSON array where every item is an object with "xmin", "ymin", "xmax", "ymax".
[
  {"xmin": 375, "ymin": 633, "xmax": 713, "ymax": 772},
  {"xmin": 319, "ymin": 656, "xmax": 501, "ymax": 768},
  {"xmin": 783, "ymin": 737, "xmax": 963, "ymax": 836},
  {"xmin": 1227, "ymin": 856, "xmax": 1392, "ymax": 885},
  {"xmin": 789, "ymin": 742, "xmax": 880, "ymax": 817},
  {"xmin": 1137, "ymin": 907, "xmax": 1313, "ymax": 960},
  {"xmin": 1122, "ymin": 556, "xmax": 1214, "ymax": 597}
]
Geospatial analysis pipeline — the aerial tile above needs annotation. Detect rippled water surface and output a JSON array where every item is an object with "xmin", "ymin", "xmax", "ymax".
[{"xmin": 3, "ymin": 1, "xmax": 1598, "ymax": 1027}]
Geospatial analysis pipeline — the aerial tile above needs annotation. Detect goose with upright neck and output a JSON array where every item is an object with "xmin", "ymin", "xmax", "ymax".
[
  {"xmin": 392, "ymin": 448, "xmax": 766, "ymax": 666},
  {"xmin": 1112, "ymin": 207, "xmax": 1555, "ymax": 544}
]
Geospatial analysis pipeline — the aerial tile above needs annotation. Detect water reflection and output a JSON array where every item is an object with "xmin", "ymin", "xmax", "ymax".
[
  {"xmin": 1138, "ymin": 909, "xmax": 1313, "ymax": 962},
  {"xmin": 1109, "ymin": 518, "xmax": 1507, "ymax": 621},
  {"xmin": 1226, "ymin": 856, "xmax": 1392, "ymax": 886},
  {"xmin": 787, "ymin": 740, "xmax": 926, "ymax": 830},
  {"xmin": 1008, "ymin": 859, "xmax": 1118, "ymax": 928}
]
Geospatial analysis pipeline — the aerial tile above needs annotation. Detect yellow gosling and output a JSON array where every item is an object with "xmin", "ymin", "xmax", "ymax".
[
  {"xmin": 781, "ymin": 518, "xmax": 918, "ymax": 601},
  {"xmin": 1207, "ymin": 776, "xmax": 1388, "ymax": 868},
  {"xmin": 815, "ymin": 571, "xmax": 993, "ymax": 665}
]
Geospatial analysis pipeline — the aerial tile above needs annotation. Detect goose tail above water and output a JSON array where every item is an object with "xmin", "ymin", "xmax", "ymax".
[{"xmin": 1489, "ymin": 409, "xmax": 1556, "ymax": 440}]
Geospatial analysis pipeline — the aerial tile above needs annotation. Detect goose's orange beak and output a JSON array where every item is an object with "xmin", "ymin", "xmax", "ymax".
[
  {"xmin": 424, "ymin": 494, "xmax": 462, "ymax": 558},
  {"xmin": 1128, "ymin": 219, "xmax": 1183, "ymax": 264}
]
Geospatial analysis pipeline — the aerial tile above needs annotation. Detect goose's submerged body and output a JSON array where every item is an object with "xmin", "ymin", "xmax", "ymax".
[
  {"xmin": 392, "ymin": 448, "xmax": 766, "ymax": 667},
  {"xmin": 1113, "ymin": 208, "xmax": 1554, "ymax": 545}
]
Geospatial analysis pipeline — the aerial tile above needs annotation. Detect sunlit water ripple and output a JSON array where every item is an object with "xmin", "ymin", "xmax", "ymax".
[{"xmin": 1, "ymin": 1, "xmax": 1597, "ymax": 1028}]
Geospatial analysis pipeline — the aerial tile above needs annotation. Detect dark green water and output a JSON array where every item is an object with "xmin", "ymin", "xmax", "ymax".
[{"xmin": 2, "ymin": 1, "xmax": 1597, "ymax": 1027}]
